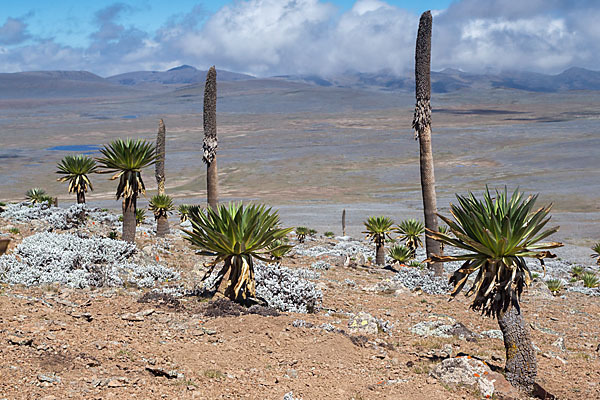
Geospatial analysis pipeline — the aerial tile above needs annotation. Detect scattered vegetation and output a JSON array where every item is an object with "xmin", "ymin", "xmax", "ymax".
[
  {"xmin": 546, "ymin": 279, "xmax": 563, "ymax": 294},
  {"xmin": 25, "ymin": 188, "xmax": 53, "ymax": 205},
  {"xmin": 591, "ymin": 242, "xmax": 600, "ymax": 265},
  {"xmin": 183, "ymin": 203, "xmax": 292, "ymax": 303},
  {"xmin": 135, "ymin": 209, "xmax": 146, "ymax": 226},
  {"xmin": 388, "ymin": 244, "xmax": 412, "ymax": 264},
  {"xmin": 363, "ymin": 216, "xmax": 394, "ymax": 266},
  {"xmin": 581, "ymin": 272, "xmax": 599, "ymax": 288},
  {"xmin": 56, "ymin": 154, "xmax": 97, "ymax": 204},
  {"xmin": 178, "ymin": 204, "xmax": 192, "ymax": 222},
  {"xmin": 268, "ymin": 239, "xmax": 293, "ymax": 261},
  {"xmin": 295, "ymin": 226, "xmax": 309, "ymax": 243},
  {"xmin": 108, "ymin": 231, "xmax": 118, "ymax": 240},
  {"xmin": 409, "ymin": 260, "xmax": 425, "ymax": 269},
  {"xmin": 571, "ymin": 265, "xmax": 584, "ymax": 278},
  {"xmin": 8, "ymin": 227, "xmax": 20, "ymax": 235},
  {"xmin": 324, "ymin": 231, "xmax": 335, "ymax": 238},
  {"xmin": 395, "ymin": 219, "xmax": 425, "ymax": 256}
]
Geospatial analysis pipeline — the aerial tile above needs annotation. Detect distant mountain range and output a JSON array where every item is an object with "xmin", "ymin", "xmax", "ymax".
[
  {"xmin": 282, "ymin": 67, "xmax": 600, "ymax": 93},
  {"xmin": 3, "ymin": 64, "xmax": 600, "ymax": 100},
  {"xmin": 106, "ymin": 65, "xmax": 254, "ymax": 90}
]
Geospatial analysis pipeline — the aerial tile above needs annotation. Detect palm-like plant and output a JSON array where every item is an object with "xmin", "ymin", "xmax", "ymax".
[
  {"xmin": 363, "ymin": 216, "xmax": 394, "ymax": 266},
  {"xmin": 396, "ymin": 219, "xmax": 425, "ymax": 257},
  {"xmin": 96, "ymin": 138, "xmax": 156, "ymax": 243},
  {"xmin": 56, "ymin": 155, "xmax": 97, "ymax": 204},
  {"xmin": 389, "ymin": 244, "xmax": 412, "ymax": 265},
  {"xmin": 295, "ymin": 226, "xmax": 309, "ymax": 243},
  {"xmin": 183, "ymin": 202, "xmax": 292, "ymax": 303},
  {"xmin": 591, "ymin": 242, "xmax": 600, "ymax": 265},
  {"xmin": 26, "ymin": 188, "xmax": 53, "ymax": 205},
  {"xmin": 149, "ymin": 194, "xmax": 174, "ymax": 237},
  {"xmin": 178, "ymin": 204, "xmax": 192, "ymax": 222},
  {"xmin": 427, "ymin": 188, "xmax": 563, "ymax": 391}
]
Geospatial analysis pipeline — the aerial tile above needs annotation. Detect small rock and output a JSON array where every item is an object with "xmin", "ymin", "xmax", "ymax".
[
  {"xmin": 355, "ymin": 252, "xmax": 366, "ymax": 266},
  {"xmin": 121, "ymin": 309, "xmax": 154, "ymax": 322},
  {"xmin": 37, "ymin": 374, "xmax": 61, "ymax": 384},
  {"xmin": 286, "ymin": 369, "xmax": 298, "ymax": 379},
  {"xmin": 121, "ymin": 313, "xmax": 144, "ymax": 322},
  {"xmin": 106, "ymin": 377, "xmax": 128, "ymax": 387},
  {"xmin": 481, "ymin": 330, "xmax": 503, "ymax": 340},
  {"xmin": 70, "ymin": 312, "xmax": 93, "ymax": 322},
  {"xmin": 552, "ymin": 337, "xmax": 566, "ymax": 352},
  {"xmin": 146, "ymin": 367, "xmax": 180, "ymax": 379},
  {"xmin": 7, "ymin": 335, "xmax": 33, "ymax": 346},
  {"xmin": 410, "ymin": 317, "xmax": 479, "ymax": 341},
  {"xmin": 529, "ymin": 280, "xmax": 554, "ymax": 299},
  {"xmin": 348, "ymin": 312, "xmax": 378, "ymax": 335}
]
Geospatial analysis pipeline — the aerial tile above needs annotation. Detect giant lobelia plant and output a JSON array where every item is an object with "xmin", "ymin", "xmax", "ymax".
[
  {"xmin": 183, "ymin": 202, "xmax": 292, "ymax": 304},
  {"xmin": 427, "ymin": 187, "xmax": 562, "ymax": 391}
]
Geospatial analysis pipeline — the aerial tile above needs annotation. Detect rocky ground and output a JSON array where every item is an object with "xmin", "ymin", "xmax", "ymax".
[{"xmin": 0, "ymin": 203, "xmax": 599, "ymax": 399}]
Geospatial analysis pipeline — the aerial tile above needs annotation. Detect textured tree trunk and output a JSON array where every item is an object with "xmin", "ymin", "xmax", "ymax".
[
  {"xmin": 498, "ymin": 306, "xmax": 537, "ymax": 391},
  {"xmin": 77, "ymin": 191, "xmax": 85, "ymax": 204},
  {"xmin": 155, "ymin": 119, "xmax": 166, "ymax": 196},
  {"xmin": 413, "ymin": 11, "xmax": 443, "ymax": 276},
  {"xmin": 207, "ymin": 160, "xmax": 218, "ymax": 211},
  {"xmin": 342, "ymin": 209, "xmax": 346, "ymax": 236},
  {"xmin": 375, "ymin": 243, "xmax": 385, "ymax": 266},
  {"xmin": 156, "ymin": 215, "xmax": 170, "ymax": 237},
  {"xmin": 203, "ymin": 66, "xmax": 219, "ymax": 211},
  {"xmin": 122, "ymin": 197, "xmax": 137, "ymax": 243}
]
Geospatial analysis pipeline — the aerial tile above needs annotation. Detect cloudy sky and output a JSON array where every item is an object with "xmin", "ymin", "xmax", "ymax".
[{"xmin": 0, "ymin": 0, "xmax": 596, "ymax": 77}]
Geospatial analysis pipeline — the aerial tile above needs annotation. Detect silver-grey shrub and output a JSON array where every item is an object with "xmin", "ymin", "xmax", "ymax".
[
  {"xmin": 0, "ymin": 232, "xmax": 178, "ymax": 288},
  {"xmin": 255, "ymin": 262, "xmax": 323, "ymax": 313}
]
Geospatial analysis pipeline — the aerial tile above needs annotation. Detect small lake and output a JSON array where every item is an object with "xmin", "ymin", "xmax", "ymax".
[{"xmin": 47, "ymin": 144, "xmax": 100, "ymax": 154}]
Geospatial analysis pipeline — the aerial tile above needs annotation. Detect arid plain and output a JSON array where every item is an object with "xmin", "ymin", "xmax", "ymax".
[{"xmin": 1, "ymin": 81, "xmax": 598, "ymax": 260}]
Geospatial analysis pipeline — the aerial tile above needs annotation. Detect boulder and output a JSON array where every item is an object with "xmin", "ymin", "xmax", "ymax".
[{"xmin": 430, "ymin": 356, "xmax": 494, "ymax": 398}]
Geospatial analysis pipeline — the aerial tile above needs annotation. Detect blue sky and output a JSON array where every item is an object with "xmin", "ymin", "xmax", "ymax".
[
  {"xmin": 0, "ymin": 1, "xmax": 597, "ymax": 76},
  {"xmin": 3, "ymin": 0, "xmax": 452, "ymax": 47}
]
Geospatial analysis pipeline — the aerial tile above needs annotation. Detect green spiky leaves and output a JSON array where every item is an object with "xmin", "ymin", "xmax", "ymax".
[
  {"xmin": 363, "ymin": 216, "xmax": 395, "ymax": 246},
  {"xmin": 389, "ymin": 244, "xmax": 413, "ymax": 264},
  {"xmin": 396, "ymin": 219, "xmax": 425, "ymax": 254},
  {"xmin": 56, "ymin": 155, "xmax": 97, "ymax": 200},
  {"xmin": 96, "ymin": 138, "xmax": 156, "ymax": 209},
  {"xmin": 591, "ymin": 242, "xmax": 600, "ymax": 265},
  {"xmin": 183, "ymin": 202, "xmax": 292, "ymax": 302},
  {"xmin": 427, "ymin": 187, "xmax": 563, "ymax": 318},
  {"xmin": 26, "ymin": 188, "xmax": 53, "ymax": 204},
  {"xmin": 149, "ymin": 194, "xmax": 174, "ymax": 219}
]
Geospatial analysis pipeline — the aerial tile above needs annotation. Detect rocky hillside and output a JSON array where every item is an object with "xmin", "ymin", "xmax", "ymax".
[{"xmin": 0, "ymin": 203, "xmax": 599, "ymax": 399}]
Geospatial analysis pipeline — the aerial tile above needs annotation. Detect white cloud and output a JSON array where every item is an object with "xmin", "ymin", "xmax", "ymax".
[{"xmin": 1, "ymin": 0, "xmax": 600, "ymax": 76}]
